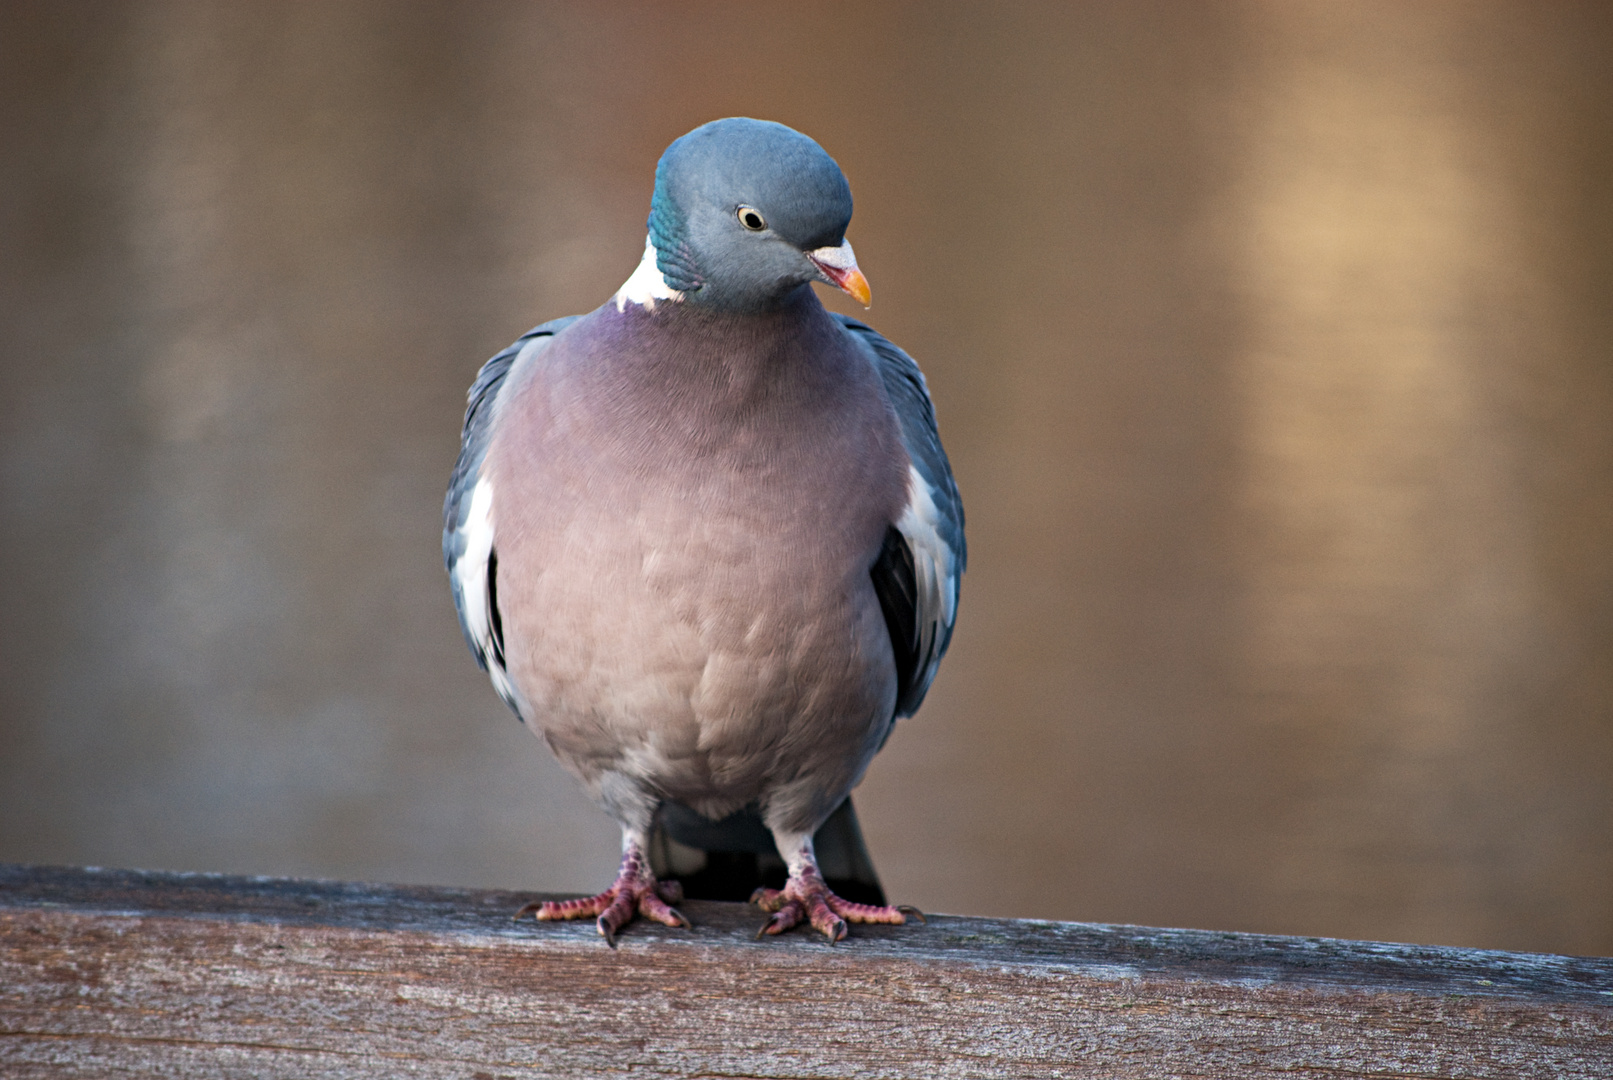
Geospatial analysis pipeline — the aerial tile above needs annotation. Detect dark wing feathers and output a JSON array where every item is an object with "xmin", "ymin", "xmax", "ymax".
[
  {"xmin": 872, "ymin": 524, "xmax": 921, "ymax": 709},
  {"xmin": 836, "ymin": 315, "xmax": 967, "ymax": 573},
  {"xmin": 443, "ymin": 318, "xmax": 577, "ymax": 669},
  {"xmin": 836, "ymin": 314, "xmax": 965, "ymax": 717},
  {"xmin": 443, "ymin": 318, "xmax": 576, "ymax": 569}
]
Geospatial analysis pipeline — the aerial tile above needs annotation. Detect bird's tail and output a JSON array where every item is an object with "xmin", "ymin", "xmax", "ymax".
[{"xmin": 648, "ymin": 796, "xmax": 885, "ymax": 905}]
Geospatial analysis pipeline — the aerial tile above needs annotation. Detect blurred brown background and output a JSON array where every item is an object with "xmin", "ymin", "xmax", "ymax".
[{"xmin": 2, "ymin": 1, "xmax": 1610, "ymax": 956}]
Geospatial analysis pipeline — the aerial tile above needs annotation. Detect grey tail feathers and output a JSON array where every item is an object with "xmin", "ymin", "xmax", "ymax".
[{"xmin": 647, "ymin": 796, "xmax": 885, "ymax": 906}]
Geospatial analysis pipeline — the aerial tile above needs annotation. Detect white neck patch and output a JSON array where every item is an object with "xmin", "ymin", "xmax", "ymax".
[{"xmin": 614, "ymin": 235, "xmax": 685, "ymax": 312}]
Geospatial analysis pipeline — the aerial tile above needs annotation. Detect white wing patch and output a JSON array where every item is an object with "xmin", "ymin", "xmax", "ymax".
[
  {"xmin": 450, "ymin": 475, "xmax": 529, "ymax": 720},
  {"xmin": 895, "ymin": 463, "xmax": 960, "ymax": 696},
  {"xmin": 615, "ymin": 235, "xmax": 685, "ymax": 313}
]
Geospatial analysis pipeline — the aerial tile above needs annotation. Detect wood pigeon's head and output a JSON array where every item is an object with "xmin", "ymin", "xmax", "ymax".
[{"xmin": 648, "ymin": 118, "xmax": 871, "ymax": 313}]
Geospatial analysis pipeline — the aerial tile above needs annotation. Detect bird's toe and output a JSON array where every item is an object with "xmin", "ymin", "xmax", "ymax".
[
  {"xmin": 750, "ymin": 875, "xmax": 912, "ymax": 942},
  {"xmin": 519, "ymin": 845, "xmax": 688, "ymax": 945}
]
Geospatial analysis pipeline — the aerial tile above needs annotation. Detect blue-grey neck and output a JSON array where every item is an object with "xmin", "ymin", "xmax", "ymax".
[{"xmin": 646, "ymin": 118, "xmax": 854, "ymax": 314}]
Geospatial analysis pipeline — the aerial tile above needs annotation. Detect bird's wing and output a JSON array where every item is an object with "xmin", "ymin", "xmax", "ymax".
[
  {"xmin": 443, "ymin": 318, "xmax": 578, "ymax": 717},
  {"xmin": 835, "ymin": 314, "xmax": 966, "ymax": 718}
]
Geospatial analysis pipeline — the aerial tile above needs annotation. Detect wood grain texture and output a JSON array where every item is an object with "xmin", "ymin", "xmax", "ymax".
[{"xmin": 2, "ymin": 864, "xmax": 1610, "ymax": 1079}]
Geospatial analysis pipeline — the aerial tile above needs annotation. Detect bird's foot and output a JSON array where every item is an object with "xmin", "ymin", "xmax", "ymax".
[
  {"xmin": 516, "ymin": 848, "xmax": 686, "ymax": 947},
  {"xmin": 750, "ymin": 868, "xmax": 923, "ymax": 944}
]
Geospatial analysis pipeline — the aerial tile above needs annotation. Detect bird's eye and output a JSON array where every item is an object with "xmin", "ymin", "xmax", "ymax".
[{"xmin": 737, "ymin": 206, "xmax": 767, "ymax": 232}]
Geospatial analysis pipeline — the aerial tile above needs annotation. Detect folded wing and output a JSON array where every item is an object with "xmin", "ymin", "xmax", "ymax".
[
  {"xmin": 443, "ymin": 318, "xmax": 578, "ymax": 719},
  {"xmin": 837, "ymin": 315, "xmax": 966, "ymax": 719}
]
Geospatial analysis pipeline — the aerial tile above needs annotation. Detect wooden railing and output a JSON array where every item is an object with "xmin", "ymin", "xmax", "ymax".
[{"xmin": 2, "ymin": 862, "xmax": 1610, "ymax": 1078}]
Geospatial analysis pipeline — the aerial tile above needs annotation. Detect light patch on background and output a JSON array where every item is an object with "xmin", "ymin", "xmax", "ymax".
[{"xmin": 1228, "ymin": 2, "xmax": 1558, "ymax": 944}]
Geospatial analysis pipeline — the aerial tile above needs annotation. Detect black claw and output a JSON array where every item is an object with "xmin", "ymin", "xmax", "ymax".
[
  {"xmin": 514, "ymin": 901, "xmax": 541, "ymax": 921},
  {"xmin": 897, "ymin": 904, "xmax": 927, "ymax": 925},
  {"xmin": 756, "ymin": 910, "xmax": 792, "ymax": 940},
  {"xmin": 748, "ymin": 887, "xmax": 768, "ymax": 906},
  {"xmin": 598, "ymin": 917, "xmax": 619, "ymax": 948}
]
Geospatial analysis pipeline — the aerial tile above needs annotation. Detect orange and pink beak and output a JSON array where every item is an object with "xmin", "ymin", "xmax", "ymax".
[{"xmin": 807, "ymin": 240, "xmax": 872, "ymax": 307}]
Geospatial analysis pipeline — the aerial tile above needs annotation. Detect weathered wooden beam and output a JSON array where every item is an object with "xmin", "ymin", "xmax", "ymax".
[{"xmin": 1, "ymin": 863, "xmax": 1609, "ymax": 1078}]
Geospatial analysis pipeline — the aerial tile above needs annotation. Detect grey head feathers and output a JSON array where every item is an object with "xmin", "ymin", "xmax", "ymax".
[{"xmin": 649, "ymin": 117, "xmax": 854, "ymax": 312}]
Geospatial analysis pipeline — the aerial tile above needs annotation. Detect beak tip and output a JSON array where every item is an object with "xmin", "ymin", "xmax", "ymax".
[{"xmin": 846, "ymin": 271, "xmax": 872, "ymax": 308}]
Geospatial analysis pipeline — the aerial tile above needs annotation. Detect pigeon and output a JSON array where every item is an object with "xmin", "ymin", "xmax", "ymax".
[{"xmin": 444, "ymin": 118, "xmax": 964, "ymax": 943}]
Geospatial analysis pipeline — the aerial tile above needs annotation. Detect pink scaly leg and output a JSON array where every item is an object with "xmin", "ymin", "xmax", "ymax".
[
  {"xmin": 751, "ymin": 834, "xmax": 923, "ymax": 944},
  {"xmin": 516, "ymin": 840, "xmax": 686, "ymax": 947}
]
